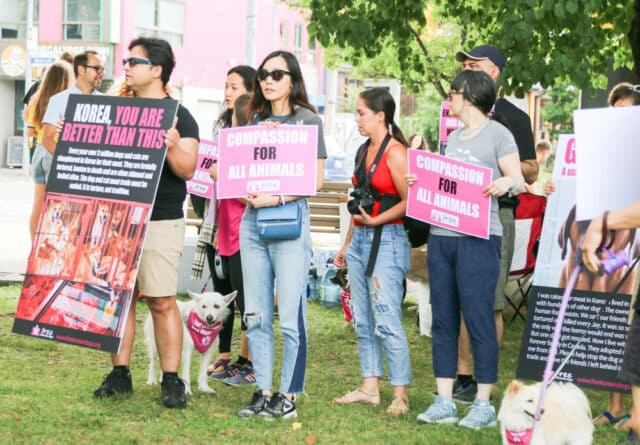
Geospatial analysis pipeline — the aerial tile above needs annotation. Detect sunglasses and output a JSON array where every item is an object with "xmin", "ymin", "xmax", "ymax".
[
  {"xmin": 257, "ymin": 69, "xmax": 291, "ymax": 82},
  {"xmin": 122, "ymin": 57, "xmax": 152, "ymax": 67},
  {"xmin": 84, "ymin": 64, "xmax": 105, "ymax": 74}
]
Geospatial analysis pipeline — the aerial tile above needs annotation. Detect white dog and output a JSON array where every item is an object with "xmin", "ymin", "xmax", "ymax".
[
  {"xmin": 144, "ymin": 289, "xmax": 237, "ymax": 395},
  {"xmin": 498, "ymin": 379, "xmax": 593, "ymax": 445}
]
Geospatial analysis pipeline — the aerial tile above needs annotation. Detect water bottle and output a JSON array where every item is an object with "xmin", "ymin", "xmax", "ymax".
[{"xmin": 319, "ymin": 264, "xmax": 341, "ymax": 308}]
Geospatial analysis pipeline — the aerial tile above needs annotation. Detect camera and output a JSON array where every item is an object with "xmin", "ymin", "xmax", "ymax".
[{"xmin": 347, "ymin": 186, "xmax": 376, "ymax": 215}]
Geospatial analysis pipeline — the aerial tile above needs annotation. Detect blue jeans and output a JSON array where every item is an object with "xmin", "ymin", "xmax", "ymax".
[
  {"xmin": 346, "ymin": 224, "xmax": 412, "ymax": 386},
  {"xmin": 427, "ymin": 234, "xmax": 501, "ymax": 384},
  {"xmin": 31, "ymin": 144, "xmax": 52, "ymax": 184},
  {"xmin": 240, "ymin": 199, "xmax": 312, "ymax": 394}
]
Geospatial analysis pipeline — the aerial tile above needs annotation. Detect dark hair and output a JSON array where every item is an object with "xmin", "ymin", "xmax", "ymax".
[
  {"xmin": 217, "ymin": 65, "xmax": 256, "ymax": 128},
  {"xmin": 128, "ymin": 37, "xmax": 176, "ymax": 86},
  {"xmin": 233, "ymin": 94, "xmax": 253, "ymax": 127},
  {"xmin": 358, "ymin": 88, "xmax": 409, "ymax": 146},
  {"xmin": 250, "ymin": 50, "xmax": 316, "ymax": 120},
  {"xmin": 608, "ymin": 82, "xmax": 640, "ymax": 106},
  {"xmin": 73, "ymin": 50, "xmax": 98, "ymax": 77},
  {"xmin": 450, "ymin": 70, "xmax": 496, "ymax": 115},
  {"xmin": 409, "ymin": 133, "xmax": 427, "ymax": 150},
  {"xmin": 59, "ymin": 51, "xmax": 74, "ymax": 64}
]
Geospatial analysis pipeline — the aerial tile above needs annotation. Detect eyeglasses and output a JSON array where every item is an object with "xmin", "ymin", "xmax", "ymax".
[
  {"xmin": 122, "ymin": 57, "xmax": 152, "ymax": 67},
  {"xmin": 448, "ymin": 90, "xmax": 463, "ymax": 99},
  {"xmin": 256, "ymin": 69, "xmax": 291, "ymax": 82},
  {"xmin": 84, "ymin": 64, "xmax": 105, "ymax": 74}
]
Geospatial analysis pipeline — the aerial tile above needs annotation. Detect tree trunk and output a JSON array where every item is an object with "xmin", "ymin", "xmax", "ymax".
[{"xmin": 628, "ymin": 0, "xmax": 640, "ymax": 83}]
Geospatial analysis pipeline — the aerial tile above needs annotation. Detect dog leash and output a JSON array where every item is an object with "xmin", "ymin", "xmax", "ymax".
[
  {"xmin": 548, "ymin": 255, "xmax": 639, "ymax": 386},
  {"xmin": 533, "ymin": 238, "xmax": 635, "ymax": 426}
]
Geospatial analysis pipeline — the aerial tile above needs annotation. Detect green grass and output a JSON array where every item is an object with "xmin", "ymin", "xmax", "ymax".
[{"xmin": 0, "ymin": 283, "xmax": 624, "ymax": 444}]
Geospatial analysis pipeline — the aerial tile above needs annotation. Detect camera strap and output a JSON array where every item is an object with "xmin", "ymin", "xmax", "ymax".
[{"xmin": 353, "ymin": 134, "xmax": 392, "ymax": 276}]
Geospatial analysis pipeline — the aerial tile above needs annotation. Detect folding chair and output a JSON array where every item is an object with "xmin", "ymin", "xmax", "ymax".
[{"xmin": 504, "ymin": 193, "xmax": 547, "ymax": 320}]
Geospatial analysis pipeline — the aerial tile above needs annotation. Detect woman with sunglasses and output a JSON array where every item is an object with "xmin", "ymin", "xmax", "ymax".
[
  {"xmin": 236, "ymin": 50, "xmax": 326, "ymax": 420},
  {"xmin": 188, "ymin": 66, "xmax": 257, "ymax": 386},
  {"xmin": 408, "ymin": 70, "xmax": 525, "ymax": 429}
]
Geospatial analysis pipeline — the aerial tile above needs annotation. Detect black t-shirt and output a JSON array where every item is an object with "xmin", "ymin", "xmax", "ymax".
[
  {"xmin": 493, "ymin": 98, "xmax": 536, "ymax": 162},
  {"xmin": 23, "ymin": 80, "xmax": 41, "ymax": 105},
  {"xmin": 493, "ymin": 98, "xmax": 536, "ymax": 208},
  {"xmin": 151, "ymin": 100, "xmax": 200, "ymax": 221}
]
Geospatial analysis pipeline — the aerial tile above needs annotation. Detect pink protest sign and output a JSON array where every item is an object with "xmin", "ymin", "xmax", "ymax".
[
  {"xmin": 186, "ymin": 139, "xmax": 218, "ymax": 198},
  {"xmin": 438, "ymin": 101, "xmax": 465, "ymax": 155},
  {"xmin": 406, "ymin": 149, "xmax": 492, "ymax": 239},
  {"xmin": 216, "ymin": 125, "xmax": 318, "ymax": 198}
]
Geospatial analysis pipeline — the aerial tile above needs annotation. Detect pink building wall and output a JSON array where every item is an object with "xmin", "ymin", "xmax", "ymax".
[{"xmin": 32, "ymin": 0, "xmax": 324, "ymax": 100}]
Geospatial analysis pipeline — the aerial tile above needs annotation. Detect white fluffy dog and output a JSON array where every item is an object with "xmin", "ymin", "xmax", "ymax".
[
  {"xmin": 144, "ymin": 289, "xmax": 237, "ymax": 395},
  {"xmin": 498, "ymin": 380, "xmax": 593, "ymax": 445}
]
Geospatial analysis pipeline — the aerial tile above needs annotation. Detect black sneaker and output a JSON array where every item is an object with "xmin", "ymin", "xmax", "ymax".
[
  {"xmin": 161, "ymin": 374, "xmax": 186, "ymax": 409},
  {"xmin": 259, "ymin": 392, "xmax": 297, "ymax": 420},
  {"xmin": 93, "ymin": 368, "xmax": 133, "ymax": 398},
  {"xmin": 238, "ymin": 390, "xmax": 271, "ymax": 418},
  {"xmin": 452, "ymin": 379, "xmax": 477, "ymax": 404}
]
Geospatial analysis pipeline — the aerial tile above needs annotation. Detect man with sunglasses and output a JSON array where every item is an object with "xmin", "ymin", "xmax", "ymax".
[
  {"xmin": 41, "ymin": 50, "xmax": 104, "ymax": 157},
  {"xmin": 93, "ymin": 37, "xmax": 199, "ymax": 410},
  {"xmin": 449, "ymin": 45, "xmax": 538, "ymax": 404}
]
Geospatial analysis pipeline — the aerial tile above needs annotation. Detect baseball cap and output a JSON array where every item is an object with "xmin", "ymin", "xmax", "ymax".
[{"xmin": 455, "ymin": 45, "xmax": 505, "ymax": 72}]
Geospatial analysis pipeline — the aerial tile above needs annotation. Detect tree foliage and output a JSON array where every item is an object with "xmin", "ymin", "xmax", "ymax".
[
  {"xmin": 540, "ymin": 85, "xmax": 580, "ymax": 141},
  {"xmin": 305, "ymin": 0, "xmax": 637, "ymax": 98}
]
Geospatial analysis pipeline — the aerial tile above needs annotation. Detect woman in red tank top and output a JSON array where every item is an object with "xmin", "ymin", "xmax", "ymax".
[{"xmin": 333, "ymin": 88, "xmax": 412, "ymax": 416}]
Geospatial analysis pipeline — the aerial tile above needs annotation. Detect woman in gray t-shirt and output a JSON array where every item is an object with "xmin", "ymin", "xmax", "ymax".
[{"xmin": 411, "ymin": 70, "xmax": 526, "ymax": 429}]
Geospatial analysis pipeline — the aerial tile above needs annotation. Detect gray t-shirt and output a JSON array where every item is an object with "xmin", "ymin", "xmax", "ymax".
[
  {"xmin": 43, "ymin": 85, "xmax": 103, "ymax": 125},
  {"xmin": 431, "ymin": 120, "xmax": 517, "ymax": 238},
  {"xmin": 266, "ymin": 107, "xmax": 328, "ymax": 159}
]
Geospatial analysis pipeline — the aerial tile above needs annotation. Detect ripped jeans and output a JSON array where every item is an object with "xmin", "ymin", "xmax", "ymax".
[
  {"xmin": 346, "ymin": 224, "xmax": 412, "ymax": 386},
  {"xmin": 240, "ymin": 200, "xmax": 312, "ymax": 394}
]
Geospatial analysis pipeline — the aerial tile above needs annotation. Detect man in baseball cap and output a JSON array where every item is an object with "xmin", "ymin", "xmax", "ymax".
[
  {"xmin": 455, "ymin": 45, "xmax": 506, "ymax": 74},
  {"xmin": 450, "ymin": 44, "xmax": 538, "ymax": 406}
]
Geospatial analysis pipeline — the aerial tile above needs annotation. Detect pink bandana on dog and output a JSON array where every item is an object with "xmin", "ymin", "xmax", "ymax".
[
  {"xmin": 504, "ymin": 429, "xmax": 533, "ymax": 445},
  {"xmin": 187, "ymin": 311, "xmax": 222, "ymax": 353}
]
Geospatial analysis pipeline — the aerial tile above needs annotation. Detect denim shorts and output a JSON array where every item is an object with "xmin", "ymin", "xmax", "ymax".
[{"xmin": 31, "ymin": 144, "xmax": 52, "ymax": 184}]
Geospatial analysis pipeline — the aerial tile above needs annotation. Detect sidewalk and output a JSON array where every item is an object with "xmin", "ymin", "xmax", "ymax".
[{"xmin": 0, "ymin": 168, "xmax": 32, "ymax": 283}]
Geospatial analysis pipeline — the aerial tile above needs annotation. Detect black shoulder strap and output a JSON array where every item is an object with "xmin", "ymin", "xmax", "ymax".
[{"xmin": 354, "ymin": 133, "xmax": 392, "ymax": 187}]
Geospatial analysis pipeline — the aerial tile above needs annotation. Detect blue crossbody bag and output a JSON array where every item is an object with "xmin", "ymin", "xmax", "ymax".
[{"xmin": 256, "ymin": 201, "xmax": 302, "ymax": 240}]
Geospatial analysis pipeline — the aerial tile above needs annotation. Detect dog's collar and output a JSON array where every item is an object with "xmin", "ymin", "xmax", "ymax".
[
  {"xmin": 504, "ymin": 428, "xmax": 533, "ymax": 444},
  {"xmin": 187, "ymin": 311, "xmax": 223, "ymax": 354}
]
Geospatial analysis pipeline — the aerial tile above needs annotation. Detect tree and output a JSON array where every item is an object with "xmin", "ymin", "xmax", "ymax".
[
  {"xmin": 540, "ymin": 84, "xmax": 580, "ymax": 141},
  {"xmin": 305, "ymin": 0, "xmax": 638, "ymax": 98}
]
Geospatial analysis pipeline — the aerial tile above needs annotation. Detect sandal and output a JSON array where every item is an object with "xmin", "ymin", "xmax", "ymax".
[
  {"xmin": 333, "ymin": 388, "xmax": 380, "ymax": 406},
  {"xmin": 386, "ymin": 396, "xmax": 409, "ymax": 415},
  {"xmin": 615, "ymin": 413, "xmax": 632, "ymax": 431},
  {"xmin": 207, "ymin": 357, "xmax": 231, "ymax": 376},
  {"xmin": 594, "ymin": 410, "xmax": 625, "ymax": 426}
]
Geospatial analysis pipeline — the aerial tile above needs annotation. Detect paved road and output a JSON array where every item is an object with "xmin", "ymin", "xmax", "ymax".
[{"xmin": 0, "ymin": 168, "xmax": 32, "ymax": 282}]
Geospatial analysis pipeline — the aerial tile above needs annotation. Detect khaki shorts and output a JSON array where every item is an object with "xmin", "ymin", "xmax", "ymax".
[{"xmin": 137, "ymin": 219, "xmax": 185, "ymax": 297}]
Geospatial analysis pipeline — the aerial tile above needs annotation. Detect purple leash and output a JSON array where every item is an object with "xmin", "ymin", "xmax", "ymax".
[{"xmin": 533, "ymin": 265, "xmax": 581, "ymax": 425}]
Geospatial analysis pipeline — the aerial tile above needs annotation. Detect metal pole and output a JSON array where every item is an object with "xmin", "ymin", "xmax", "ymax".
[
  {"xmin": 22, "ymin": 0, "xmax": 35, "ymax": 175},
  {"xmin": 245, "ymin": 0, "xmax": 256, "ymax": 67}
]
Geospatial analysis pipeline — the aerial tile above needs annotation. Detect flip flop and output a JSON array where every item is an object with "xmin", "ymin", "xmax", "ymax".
[
  {"xmin": 615, "ymin": 413, "xmax": 632, "ymax": 431},
  {"xmin": 594, "ymin": 410, "xmax": 624, "ymax": 426}
]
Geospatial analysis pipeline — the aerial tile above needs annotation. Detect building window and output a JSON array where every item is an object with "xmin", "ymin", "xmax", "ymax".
[
  {"xmin": 293, "ymin": 23, "xmax": 302, "ymax": 60},
  {"xmin": 0, "ymin": 0, "xmax": 39, "ymax": 39},
  {"xmin": 63, "ymin": 0, "xmax": 101, "ymax": 40},
  {"xmin": 135, "ymin": 0, "xmax": 184, "ymax": 49}
]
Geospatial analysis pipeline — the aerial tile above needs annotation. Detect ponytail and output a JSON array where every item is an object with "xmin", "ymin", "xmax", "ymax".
[{"xmin": 390, "ymin": 121, "xmax": 409, "ymax": 147}]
